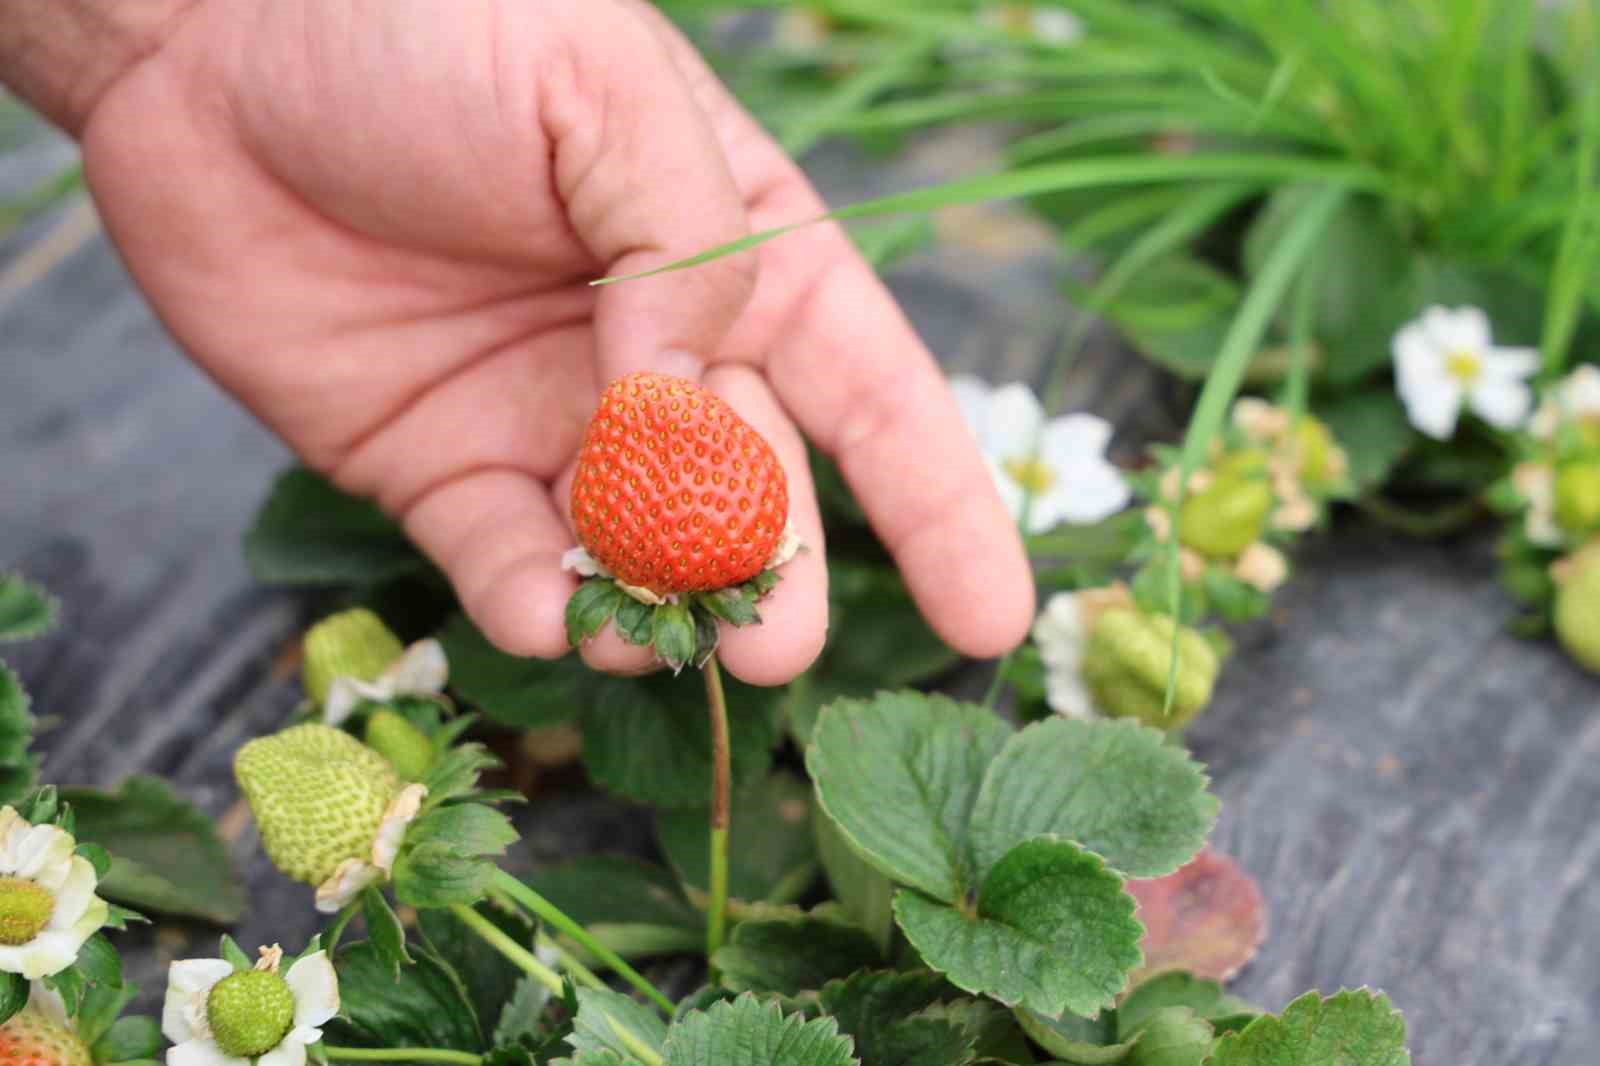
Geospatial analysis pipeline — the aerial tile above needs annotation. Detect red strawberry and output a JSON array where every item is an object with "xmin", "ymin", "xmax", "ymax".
[
  {"xmin": 571, "ymin": 373, "xmax": 788, "ymax": 596},
  {"xmin": 0, "ymin": 1010, "xmax": 90, "ymax": 1066}
]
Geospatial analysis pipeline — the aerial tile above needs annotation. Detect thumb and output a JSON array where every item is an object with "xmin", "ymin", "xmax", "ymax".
[{"xmin": 543, "ymin": 2, "xmax": 754, "ymax": 384}]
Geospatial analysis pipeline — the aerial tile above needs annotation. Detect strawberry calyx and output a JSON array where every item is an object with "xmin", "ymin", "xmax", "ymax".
[{"xmin": 565, "ymin": 566, "xmax": 784, "ymax": 673}]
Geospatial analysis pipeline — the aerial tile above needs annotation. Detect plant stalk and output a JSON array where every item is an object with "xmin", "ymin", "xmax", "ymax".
[
  {"xmin": 703, "ymin": 652, "xmax": 732, "ymax": 965},
  {"xmin": 492, "ymin": 869, "xmax": 674, "ymax": 1013},
  {"xmin": 447, "ymin": 903, "xmax": 563, "ymax": 998},
  {"xmin": 322, "ymin": 1048, "xmax": 481, "ymax": 1065}
]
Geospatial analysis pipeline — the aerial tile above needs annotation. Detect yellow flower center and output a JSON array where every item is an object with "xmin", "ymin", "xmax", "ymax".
[
  {"xmin": 1003, "ymin": 456, "xmax": 1057, "ymax": 495},
  {"xmin": 0, "ymin": 877, "xmax": 54, "ymax": 946},
  {"xmin": 1446, "ymin": 350, "xmax": 1483, "ymax": 385}
]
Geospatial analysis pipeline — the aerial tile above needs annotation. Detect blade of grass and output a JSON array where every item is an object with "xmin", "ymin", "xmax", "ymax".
[
  {"xmin": 780, "ymin": 34, "xmax": 940, "ymax": 157},
  {"xmin": 1539, "ymin": 70, "xmax": 1600, "ymax": 380},
  {"xmin": 1160, "ymin": 184, "xmax": 1347, "ymax": 715},
  {"xmin": 594, "ymin": 154, "xmax": 1382, "ymax": 286}
]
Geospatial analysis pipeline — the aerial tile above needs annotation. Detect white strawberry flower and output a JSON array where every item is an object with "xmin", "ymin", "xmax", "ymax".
[
  {"xmin": 163, "ymin": 944, "xmax": 339, "ymax": 1066},
  {"xmin": 1031, "ymin": 591, "xmax": 1098, "ymax": 720},
  {"xmin": 1392, "ymin": 306, "xmax": 1538, "ymax": 440},
  {"xmin": 951, "ymin": 376, "xmax": 1130, "ymax": 534},
  {"xmin": 0, "ymin": 807, "xmax": 108, "ymax": 980},
  {"xmin": 1530, "ymin": 364, "xmax": 1600, "ymax": 440},
  {"xmin": 323, "ymin": 640, "xmax": 448, "ymax": 728}
]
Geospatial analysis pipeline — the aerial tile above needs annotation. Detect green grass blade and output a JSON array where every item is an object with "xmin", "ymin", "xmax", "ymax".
[
  {"xmin": 780, "ymin": 34, "xmax": 940, "ymax": 157},
  {"xmin": 594, "ymin": 155, "xmax": 1381, "ymax": 286},
  {"xmin": 1160, "ymin": 184, "xmax": 1347, "ymax": 714},
  {"xmin": 1539, "ymin": 70, "xmax": 1600, "ymax": 380}
]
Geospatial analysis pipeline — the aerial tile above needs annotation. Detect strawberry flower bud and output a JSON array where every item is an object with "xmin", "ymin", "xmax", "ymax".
[
  {"xmin": 1179, "ymin": 474, "xmax": 1273, "ymax": 560},
  {"xmin": 0, "ymin": 807, "xmax": 107, "ymax": 980},
  {"xmin": 1554, "ymin": 546, "xmax": 1600, "ymax": 675},
  {"xmin": 303, "ymin": 610, "xmax": 449, "ymax": 727},
  {"xmin": 234, "ymin": 724, "xmax": 427, "ymax": 913},
  {"xmin": 1080, "ymin": 608, "xmax": 1220, "ymax": 730},
  {"xmin": 163, "ymin": 943, "xmax": 339, "ymax": 1066},
  {"xmin": 1554, "ymin": 462, "xmax": 1600, "ymax": 539}
]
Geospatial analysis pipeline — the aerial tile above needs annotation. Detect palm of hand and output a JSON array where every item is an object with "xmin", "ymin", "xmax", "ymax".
[{"xmin": 77, "ymin": 0, "xmax": 1032, "ymax": 681}]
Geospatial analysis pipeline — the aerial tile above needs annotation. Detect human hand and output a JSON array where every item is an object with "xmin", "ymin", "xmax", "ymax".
[{"xmin": 70, "ymin": 0, "xmax": 1034, "ymax": 682}]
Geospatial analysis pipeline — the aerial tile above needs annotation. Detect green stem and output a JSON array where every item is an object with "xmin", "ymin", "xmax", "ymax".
[
  {"xmin": 702, "ymin": 653, "xmax": 732, "ymax": 966},
  {"xmin": 981, "ymin": 651, "xmax": 1013, "ymax": 711},
  {"xmin": 322, "ymin": 1046, "xmax": 481, "ymax": 1065},
  {"xmin": 447, "ymin": 903, "xmax": 563, "ymax": 998},
  {"xmin": 492, "ymin": 869, "xmax": 674, "ymax": 1014},
  {"xmin": 537, "ymin": 931, "xmax": 605, "ymax": 992},
  {"xmin": 604, "ymin": 1014, "xmax": 667, "ymax": 1066}
]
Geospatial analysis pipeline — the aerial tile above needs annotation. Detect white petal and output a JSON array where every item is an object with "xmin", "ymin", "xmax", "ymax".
[
  {"xmin": 1044, "ymin": 461, "xmax": 1131, "ymax": 525},
  {"xmin": 13, "ymin": 824, "xmax": 74, "ymax": 885},
  {"xmin": 12, "ymin": 929, "xmax": 88, "ymax": 979},
  {"xmin": 1468, "ymin": 376, "xmax": 1533, "ymax": 430},
  {"xmin": 1527, "ymin": 509, "xmax": 1567, "ymax": 548},
  {"xmin": 1392, "ymin": 322, "xmax": 1441, "ymax": 383},
  {"xmin": 1484, "ymin": 346, "xmax": 1539, "ymax": 380},
  {"xmin": 1040, "ymin": 413, "xmax": 1114, "ymax": 464},
  {"xmin": 1046, "ymin": 674, "xmax": 1099, "ymax": 720},
  {"xmin": 1397, "ymin": 361, "xmax": 1463, "ymax": 440},
  {"xmin": 257, "ymin": 1040, "xmax": 307, "ymax": 1066},
  {"xmin": 985, "ymin": 456, "xmax": 1028, "ymax": 524},
  {"xmin": 287, "ymin": 951, "xmax": 341, "ymax": 1029},
  {"xmin": 1021, "ymin": 494, "xmax": 1066, "ymax": 535},
  {"xmin": 314, "ymin": 859, "xmax": 383, "ymax": 915},
  {"xmin": 323, "ymin": 676, "xmax": 391, "ymax": 727},
  {"xmin": 559, "ymin": 546, "xmax": 610, "ymax": 579},
  {"xmin": 1031, "ymin": 594, "xmax": 1085, "ymax": 672},
  {"xmin": 1033, "ymin": 8, "xmax": 1084, "ymax": 42},
  {"xmin": 384, "ymin": 639, "xmax": 448, "ymax": 696},
  {"xmin": 983, "ymin": 383, "xmax": 1047, "ymax": 460},
  {"xmin": 46, "ymin": 855, "xmax": 99, "ymax": 931},
  {"xmin": 1560, "ymin": 365, "xmax": 1600, "ymax": 416},
  {"xmin": 765, "ymin": 520, "xmax": 804, "ymax": 570},
  {"xmin": 1422, "ymin": 305, "xmax": 1490, "ymax": 353},
  {"xmin": 0, "ymin": 808, "xmax": 25, "ymax": 873},
  {"xmin": 170, "ymin": 1038, "xmax": 247, "ymax": 1066},
  {"xmin": 163, "ymin": 959, "xmax": 235, "ymax": 1044},
  {"xmin": 371, "ymin": 785, "xmax": 427, "ymax": 873}
]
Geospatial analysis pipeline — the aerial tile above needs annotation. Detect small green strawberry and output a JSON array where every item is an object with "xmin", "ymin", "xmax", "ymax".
[
  {"xmin": 1554, "ymin": 462, "xmax": 1600, "ymax": 538},
  {"xmin": 234, "ymin": 724, "xmax": 401, "ymax": 885},
  {"xmin": 363, "ymin": 709, "xmax": 436, "ymax": 781},
  {"xmin": 1081, "ymin": 608, "xmax": 1219, "ymax": 729},
  {"xmin": 1554, "ymin": 550, "xmax": 1600, "ymax": 675},
  {"xmin": 1180, "ymin": 475, "xmax": 1273, "ymax": 559},
  {"xmin": 0, "ymin": 1008, "xmax": 90, "ymax": 1066},
  {"xmin": 302, "ymin": 609, "xmax": 404, "ymax": 706},
  {"xmin": 206, "ymin": 969, "xmax": 296, "ymax": 1059}
]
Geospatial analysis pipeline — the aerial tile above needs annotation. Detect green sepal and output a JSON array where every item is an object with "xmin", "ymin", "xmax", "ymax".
[
  {"xmin": 614, "ymin": 599, "xmax": 655, "ymax": 646},
  {"xmin": 696, "ymin": 588, "xmax": 762, "ymax": 627},
  {"xmin": 220, "ymin": 935, "xmax": 253, "ymax": 972},
  {"xmin": 692, "ymin": 610, "xmax": 720, "ymax": 669},
  {"xmin": 420, "ymin": 744, "xmax": 504, "ymax": 811},
  {"xmin": 566, "ymin": 581, "xmax": 625, "ymax": 647},
  {"xmin": 652, "ymin": 602, "xmax": 697, "ymax": 674},
  {"xmin": 362, "ymin": 885, "xmax": 415, "ymax": 978},
  {"xmin": 0, "ymin": 972, "xmax": 26, "ymax": 1028},
  {"xmin": 75, "ymin": 842, "xmax": 112, "ymax": 880}
]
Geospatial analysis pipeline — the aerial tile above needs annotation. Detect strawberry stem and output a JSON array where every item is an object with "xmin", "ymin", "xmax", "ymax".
[
  {"xmin": 323, "ymin": 1048, "xmax": 482, "ymax": 1065},
  {"xmin": 703, "ymin": 652, "xmax": 732, "ymax": 965},
  {"xmin": 492, "ymin": 869, "xmax": 674, "ymax": 1013},
  {"xmin": 448, "ymin": 903, "xmax": 564, "ymax": 998}
]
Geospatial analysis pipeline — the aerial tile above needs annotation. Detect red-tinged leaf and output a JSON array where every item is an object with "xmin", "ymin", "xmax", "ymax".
[{"xmin": 1125, "ymin": 847, "xmax": 1266, "ymax": 984}]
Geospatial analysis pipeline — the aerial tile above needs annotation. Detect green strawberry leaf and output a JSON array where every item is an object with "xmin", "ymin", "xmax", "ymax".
[
  {"xmin": 393, "ymin": 840, "xmax": 497, "ymax": 908},
  {"xmin": 567, "ymin": 580, "xmax": 626, "ymax": 647},
  {"xmin": 1125, "ymin": 850, "xmax": 1266, "ymax": 987},
  {"xmin": 570, "ymin": 987, "xmax": 668, "ymax": 1060},
  {"xmin": 418, "ymin": 904, "xmax": 539, "ymax": 1038},
  {"xmin": 817, "ymin": 971, "xmax": 966, "ymax": 1066},
  {"xmin": 807, "ymin": 692, "xmax": 1013, "ymax": 903},
  {"xmin": 1205, "ymin": 989, "xmax": 1410, "ymax": 1066},
  {"xmin": 362, "ymin": 886, "xmax": 414, "ymax": 978},
  {"xmin": 419, "ymin": 744, "xmax": 504, "ymax": 810},
  {"xmin": 581, "ymin": 671, "xmax": 780, "ymax": 809},
  {"xmin": 1124, "ymin": 1008, "xmax": 1214, "ymax": 1066},
  {"xmin": 1014, "ymin": 1007, "xmax": 1132, "ymax": 1065},
  {"xmin": 1315, "ymin": 390, "xmax": 1416, "ymax": 494},
  {"xmin": 815, "ymin": 811, "xmax": 895, "ymax": 956},
  {"xmin": 436, "ymin": 613, "xmax": 590, "ymax": 728},
  {"xmin": 0, "ymin": 662, "xmax": 38, "ymax": 804},
  {"xmin": 407, "ymin": 804, "xmax": 519, "ymax": 858},
  {"xmin": 711, "ymin": 909, "xmax": 883, "ymax": 997},
  {"xmin": 1118, "ymin": 973, "xmax": 1256, "ymax": 1040},
  {"xmin": 967, "ymin": 718, "xmax": 1218, "ymax": 880},
  {"xmin": 92, "ymin": 1015, "xmax": 163, "ymax": 1064},
  {"xmin": 893, "ymin": 838, "xmax": 1142, "ymax": 1018},
  {"xmin": 916, "ymin": 1000, "xmax": 1034, "ymax": 1063},
  {"xmin": 326, "ymin": 940, "xmax": 484, "ymax": 1052},
  {"xmin": 59, "ymin": 776, "xmax": 244, "ymax": 924},
  {"xmin": 662, "ymin": 994, "xmax": 858, "ymax": 1066},
  {"xmin": 0, "ymin": 573, "xmax": 58, "ymax": 642},
  {"xmin": 656, "ymin": 771, "xmax": 816, "ymax": 904},
  {"xmin": 245, "ymin": 466, "xmax": 429, "ymax": 586},
  {"xmin": 522, "ymin": 856, "xmax": 702, "ymax": 939},
  {"xmin": 492, "ymin": 976, "xmax": 553, "ymax": 1049}
]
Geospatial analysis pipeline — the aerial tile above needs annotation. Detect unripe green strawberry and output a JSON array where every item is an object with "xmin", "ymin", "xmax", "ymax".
[
  {"xmin": 363, "ymin": 709, "xmax": 435, "ymax": 781},
  {"xmin": 1554, "ymin": 555, "xmax": 1600, "ymax": 675},
  {"xmin": 570, "ymin": 373, "xmax": 789, "ymax": 596},
  {"xmin": 1554, "ymin": 462, "xmax": 1600, "ymax": 537},
  {"xmin": 206, "ymin": 970, "xmax": 296, "ymax": 1059},
  {"xmin": 302, "ymin": 609, "xmax": 404, "ymax": 706},
  {"xmin": 234, "ymin": 724, "xmax": 401, "ymax": 885},
  {"xmin": 1081, "ymin": 608, "xmax": 1219, "ymax": 729},
  {"xmin": 1292, "ymin": 416, "xmax": 1340, "ymax": 488},
  {"xmin": 0, "ymin": 1008, "xmax": 90, "ymax": 1066},
  {"xmin": 1179, "ymin": 475, "xmax": 1272, "ymax": 559}
]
